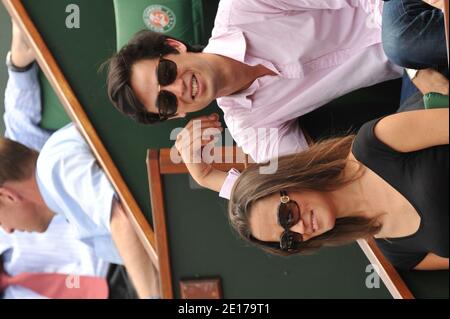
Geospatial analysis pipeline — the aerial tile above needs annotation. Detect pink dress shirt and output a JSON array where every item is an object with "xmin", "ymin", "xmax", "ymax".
[{"xmin": 204, "ymin": 0, "xmax": 403, "ymax": 199}]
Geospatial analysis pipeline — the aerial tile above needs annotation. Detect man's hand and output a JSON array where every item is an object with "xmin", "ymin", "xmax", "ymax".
[
  {"xmin": 175, "ymin": 114, "xmax": 223, "ymax": 185},
  {"xmin": 422, "ymin": 0, "xmax": 445, "ymax": 10},
  {"xmin": 10, "ymin": 20, "xmax": 35, "ymax": 68},
  {"xmin": 174, "ymin": 113, "xmax": 229, "ymax": 192},
  {"xmin": 412, "ymin": 68, "xmax": 449, "ymax": 95}
]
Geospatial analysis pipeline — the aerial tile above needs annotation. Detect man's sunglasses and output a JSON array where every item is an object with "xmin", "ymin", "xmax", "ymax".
[{"xmin": 155, "ymin": 56, "xmax": 179, "ymax": 119}]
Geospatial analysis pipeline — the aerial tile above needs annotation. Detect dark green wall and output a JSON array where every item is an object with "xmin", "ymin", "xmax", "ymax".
[{"xmin": 0, "ymin": 4, "xmax": 12, "ymax": 135}]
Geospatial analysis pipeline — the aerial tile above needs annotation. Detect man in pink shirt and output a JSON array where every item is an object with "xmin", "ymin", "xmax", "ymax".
[{"xmin": 107, "ymin": 0, "xmax": 404, "ymax": 196}]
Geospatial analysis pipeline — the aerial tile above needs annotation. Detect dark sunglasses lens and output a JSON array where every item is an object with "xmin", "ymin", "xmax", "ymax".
[
  {"xmin": 278, "ymin": 202, "xmax": 300, "ymax": 228},
  {"xmin": 157, "ymin": 59, "xmax": 177, "ymax": 86},
  {"xmin": 280, "ymin": 231, "xmax": 303, "ymax": 251},
  {"xmin": 156, "ymin": 91, "xmax": 178, "ymax": 116}
]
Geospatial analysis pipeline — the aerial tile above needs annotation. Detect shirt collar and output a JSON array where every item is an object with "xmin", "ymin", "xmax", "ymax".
[
  {"xmin": 204, "ymin": 30, "xmax": 247, "ymax": 66},
  {"xmin": 204, "ymin": 30, "xmax": 279, "ymax": 109},
  {"xmin": 35, "ymin": 169, "xmax": 61, "ymax": 217}
]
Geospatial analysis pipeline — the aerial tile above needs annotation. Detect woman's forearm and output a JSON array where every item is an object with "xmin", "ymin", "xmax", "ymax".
[
  {"xmin": 110, "ymin": 200, "xmax": 160, "ymax": 298},
  {"xmin": 422, "ymin": 0, "xmax": 445, "ymax": 10},
  {"xmin": 186, "ymin": 162, "xmax": 227, "ymax": 193}
]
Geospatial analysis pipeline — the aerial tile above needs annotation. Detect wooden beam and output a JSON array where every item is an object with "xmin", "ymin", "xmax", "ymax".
[
  {"xmin": 147, "ymin": 150, "xmax": 174, "ymax": 299},
  {"xmin": 2, "ymin": 0, "xmax": 158, "ymax": 266},
  {"xmin": 159, "ymin": 146, "xmax": 248, "ymax": 174}
]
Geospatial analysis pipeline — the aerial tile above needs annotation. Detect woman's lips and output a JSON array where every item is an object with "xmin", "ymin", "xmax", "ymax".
[
  {"xmin": 304, "ymin": 209, "xmax": 318, "ymax": 234},
  {"xmin": 312, "ymin": 211, "xmax": 318, "ymax": 233}
]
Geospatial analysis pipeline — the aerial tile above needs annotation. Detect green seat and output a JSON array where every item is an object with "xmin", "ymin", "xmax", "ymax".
[
  {"xmin": 423, "ymin": 92, "xmax": 449, "ymax": 109},
  {"xmin": 38, "ymin": 72, "xmax": 71, "ymax": 131},
  {"xmin": 113, "ymin": 0, "xmax": 206, "ymax": 50}
]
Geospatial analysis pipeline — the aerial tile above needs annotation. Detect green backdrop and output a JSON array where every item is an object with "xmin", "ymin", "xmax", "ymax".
[{"xmin": 0, "ymin": 4, "xmax": 12, "ymax": 135}]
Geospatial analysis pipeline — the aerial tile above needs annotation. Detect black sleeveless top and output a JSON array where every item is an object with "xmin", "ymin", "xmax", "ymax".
[{"xmin": 352, "ymin": 119, "xmax": 449, "ymax": 270}]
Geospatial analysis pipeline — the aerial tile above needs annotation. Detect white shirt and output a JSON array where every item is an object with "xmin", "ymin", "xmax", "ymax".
[
  {"xmin": 36, "ymin": 124, "xmax": 122, "ymax": 265},
  {"xmin": 1, "ymin": 66, "xmax": 109, "ymax": 299}
]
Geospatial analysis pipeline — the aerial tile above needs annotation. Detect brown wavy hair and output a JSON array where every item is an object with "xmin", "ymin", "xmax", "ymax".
[{"xmin": 228, "ymin": 136, "xmax": 382, "ymax": 256}]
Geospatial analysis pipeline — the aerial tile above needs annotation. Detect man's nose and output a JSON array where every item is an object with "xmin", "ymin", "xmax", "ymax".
[{"xmin": 161, "ymin": 77, "xmax": 185, "ymax": 98}]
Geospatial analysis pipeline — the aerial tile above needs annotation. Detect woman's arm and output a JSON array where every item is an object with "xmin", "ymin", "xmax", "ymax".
[
  {"xmin": 110, "ymin": 200, "xmax": 160, "ymax": 298},
  {"xmin": 422, "ymin": 0, "xmax": 445, "ymax": 10},
  {"xmin": 175, "ymin": 114, "xmax": 228, "ymax": 192},
  {"xmin": 414, "ymin": 253, "xmax": 449, "ymax": 270},
  {"xmin": 410, "ymin": 68, "xmax": 449, "ymax": 96},
  {"xmin": 374, "ymin": 108, "xmax": 449, "ymax": 152}
]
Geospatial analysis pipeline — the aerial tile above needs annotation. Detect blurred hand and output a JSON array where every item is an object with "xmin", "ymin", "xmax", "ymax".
[{"xmin": 175, "ymin": 113, "xmax": 223, "ymax": 183}]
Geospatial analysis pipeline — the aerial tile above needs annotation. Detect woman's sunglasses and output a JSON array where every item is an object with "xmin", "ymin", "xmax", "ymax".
[{"xmin": 278, "ymin": 191, "xmax": 303, "ymax": 251}]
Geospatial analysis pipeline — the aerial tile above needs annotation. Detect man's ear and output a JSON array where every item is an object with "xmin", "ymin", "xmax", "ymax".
[
  {"xmin": 0, "ymin": 187, "xmax": 20, "ymax": 204},
  {"xmin": 165, "ymin": 38, "xmax": 188, "ymax": 53}
]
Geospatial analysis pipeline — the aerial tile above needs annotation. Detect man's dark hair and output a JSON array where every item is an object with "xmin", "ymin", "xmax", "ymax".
[
  {"xmin": 0, "ymin": 137, "xmax": 38, "ymax": 187},
  {"xmin": 106, "ymin": 30, "xmax": 203, "ymax": 124}
]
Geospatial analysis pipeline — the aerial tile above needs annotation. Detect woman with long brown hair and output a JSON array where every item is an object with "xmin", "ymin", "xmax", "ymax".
[{"xmin": 176, "ymin": 108, "xmax": 448, "ymax": 270}]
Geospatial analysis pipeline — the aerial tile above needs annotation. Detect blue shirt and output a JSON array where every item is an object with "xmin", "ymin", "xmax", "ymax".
[
  {"xmin": 3, "ymin": 64, "xmax": 51, "ymax": 151},
  {"xmin": 1, "ymin": 66, "xmax": 109, "ymax": 298},
  {"xmin": 36, "ymin": 124, "xmax": 122, "ymax": 265}
]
